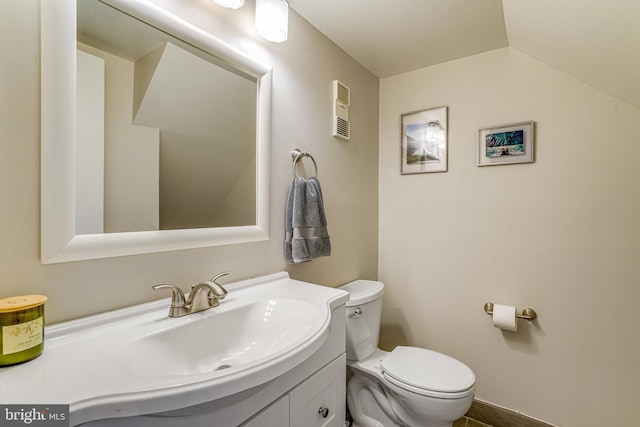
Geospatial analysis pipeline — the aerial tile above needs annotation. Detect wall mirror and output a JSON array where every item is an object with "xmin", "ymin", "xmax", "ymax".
[{"xmin": 41, "ymin": 0, "xmax": 272, "ymax": 263}]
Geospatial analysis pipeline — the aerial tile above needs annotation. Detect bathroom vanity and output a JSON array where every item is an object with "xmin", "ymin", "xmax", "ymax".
[{"xmin": 0, "ymin": 273, "xmax": 348, "ymax": 427}]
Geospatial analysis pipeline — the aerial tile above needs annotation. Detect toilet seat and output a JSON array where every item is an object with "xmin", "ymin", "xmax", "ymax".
[{"xmin": 381, "ymin": 346, "xmax": 475, "ymax": 399}]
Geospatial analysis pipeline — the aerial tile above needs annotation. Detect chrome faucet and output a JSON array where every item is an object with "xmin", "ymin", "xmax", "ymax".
[{"xmin": 152, "ymin": 272, "xmax": 229, "ymax": 317}]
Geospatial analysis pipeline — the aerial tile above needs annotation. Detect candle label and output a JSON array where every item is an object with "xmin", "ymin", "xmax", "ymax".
[{"xmin": 2, "ymin": 317, "xmax": 43, "ymax": 355}]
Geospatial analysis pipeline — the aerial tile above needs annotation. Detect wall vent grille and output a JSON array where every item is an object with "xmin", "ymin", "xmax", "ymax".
[
  {"xmin": 336, "ymin": 117, "xmax": 350, "ymax": 139},
  {"xmin": 333, "ymin": 80, "xmax": 351, "ymax": 140},
  {"xmin": 336, "ymin": 81, "xmax": 350, "ymax": 104}
]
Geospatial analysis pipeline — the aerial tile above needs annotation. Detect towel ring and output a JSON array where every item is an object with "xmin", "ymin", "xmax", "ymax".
[{"xmin": 291, "ymin": 148, "xmax": 319, "ymax": 178}]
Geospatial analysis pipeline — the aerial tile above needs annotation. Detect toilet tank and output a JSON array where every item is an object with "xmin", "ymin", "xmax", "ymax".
[{"xmin": 339, "ymin": 280, "xmax": 384, "ymax": 361}]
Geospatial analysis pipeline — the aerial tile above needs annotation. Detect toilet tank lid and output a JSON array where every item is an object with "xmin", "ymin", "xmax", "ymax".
[{"xmin": 339, "ymin": 280, "xmax": 384, "ymax": 306}]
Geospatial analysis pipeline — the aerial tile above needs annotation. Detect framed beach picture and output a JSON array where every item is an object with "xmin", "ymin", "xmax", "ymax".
[
  {"xmin": 401, "ymin": 106, "xmax": 448, "ymax": 174},
  {"xmin": 478, "ymin": 121, "xmax": 535, "ymax": 166}
]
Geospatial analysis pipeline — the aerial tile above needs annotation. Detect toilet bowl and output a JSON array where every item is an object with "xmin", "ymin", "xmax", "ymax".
[{"xmin": 339, "ymin": 280, "xmax": 475, "ymax": 427}]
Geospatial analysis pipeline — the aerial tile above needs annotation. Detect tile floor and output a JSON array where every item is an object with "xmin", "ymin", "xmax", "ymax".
[
  {"xmin": 454, "ymin": 416, "xmax": 493, "ymax": 427},
  {"xmin": 348, "ymin": 400, "xmax": 550, "ymax": 427}
]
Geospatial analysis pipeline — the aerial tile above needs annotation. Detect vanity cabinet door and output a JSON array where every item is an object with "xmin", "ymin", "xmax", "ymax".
[
  {"xmin": 240, "ymin": 395, "xmax": 290, "ymax": 427},
  {"xmin": 289, "ymin": 354, "xmax": 346, "ymax": 427}
]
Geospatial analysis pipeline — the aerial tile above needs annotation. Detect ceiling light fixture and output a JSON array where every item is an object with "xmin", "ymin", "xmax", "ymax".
[
  {"xmin": 255, "ymin": 0, "xmax": 289, "ymax": 43},
  {"xmin": 212, "ymin": 0, "xmax": 244, "ymax": 9}
]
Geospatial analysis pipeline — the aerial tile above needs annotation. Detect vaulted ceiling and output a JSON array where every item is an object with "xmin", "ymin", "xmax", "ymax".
[{"xmin": 289, "ymin": 0, "xmax": 640, "ymax": 109}]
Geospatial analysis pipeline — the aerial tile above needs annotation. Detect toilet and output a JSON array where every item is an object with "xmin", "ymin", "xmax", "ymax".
[{"xmin": 339, "ymin": 280, "xmax": 475, "ymax": 427}]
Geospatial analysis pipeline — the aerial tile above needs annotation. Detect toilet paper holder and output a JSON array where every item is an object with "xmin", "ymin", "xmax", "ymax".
[{"xmin": 484, "ymin": 302, "xmax": 537, "ymax": 321}]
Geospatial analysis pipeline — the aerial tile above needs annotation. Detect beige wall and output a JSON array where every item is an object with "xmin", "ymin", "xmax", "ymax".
[
  {"xmin": 379, "ymin": 47, "xmax": 640, "ymax": 426},
  {"xmin": 0, "ymin": 0, "xmax": 378, "ymax": 323}
]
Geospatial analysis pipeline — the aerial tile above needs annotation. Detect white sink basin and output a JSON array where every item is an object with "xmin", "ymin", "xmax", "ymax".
[
  {"xmin": 125, "ymin": 298, "xmax": 319, "ymax": 377},
  {"xmin": 0, "ymin": 273, "xmax": 349, "ymax": 426}
]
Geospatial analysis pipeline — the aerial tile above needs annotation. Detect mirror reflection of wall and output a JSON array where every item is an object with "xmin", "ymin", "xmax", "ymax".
[{"xmin": 76, "ymin": 0, "xmax": 257, "ymax": 234}]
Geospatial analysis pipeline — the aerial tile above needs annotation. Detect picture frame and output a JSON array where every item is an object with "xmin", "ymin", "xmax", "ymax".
[
  {"xmin": 478, "ymin": 121, "xmax": 535, "ymax": 166},
  {"xmin": 401, "ymin": 106, "xmax": 448, "ymax": 174}
]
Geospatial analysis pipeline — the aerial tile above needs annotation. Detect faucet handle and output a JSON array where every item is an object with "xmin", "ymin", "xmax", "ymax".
[
  {"xmin": 152, "ymin": 284, "xmax": 188, "ymax": 317},
  {"xmin": 210, "ymin": 271, "xmax": 229, "ymax": 282},
  {"xmin": 209, "ymin": 272, "xmax": 229, "ymax": 300},
  {"xmin": 152, "ymin": 284, "xmax": 186, "ymax": 306}
]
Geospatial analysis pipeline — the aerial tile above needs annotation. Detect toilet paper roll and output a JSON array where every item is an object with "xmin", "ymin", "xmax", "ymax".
[{"xmin": 492, "ymin": 304, "xmax": 517, "ymax": 331}]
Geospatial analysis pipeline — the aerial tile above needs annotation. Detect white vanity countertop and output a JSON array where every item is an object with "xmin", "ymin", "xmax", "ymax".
[{"xmin": 0, "ymin": 272, "xmax": 348, "ymax": 426}]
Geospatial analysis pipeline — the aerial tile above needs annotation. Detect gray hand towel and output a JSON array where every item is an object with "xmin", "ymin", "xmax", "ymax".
[{"xmin": 284, "ymin": 176, "xmax": 331, "ymax": 264}]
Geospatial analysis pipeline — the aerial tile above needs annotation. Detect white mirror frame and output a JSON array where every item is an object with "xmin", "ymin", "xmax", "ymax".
[{"xmin": 41, "ymin": 0, "xmax": 272, "ymax": 263}]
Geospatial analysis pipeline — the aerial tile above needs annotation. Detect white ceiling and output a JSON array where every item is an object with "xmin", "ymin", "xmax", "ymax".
[{"xmin": 288, "ymin": 0, "xmax": 640, "ymax": 109}]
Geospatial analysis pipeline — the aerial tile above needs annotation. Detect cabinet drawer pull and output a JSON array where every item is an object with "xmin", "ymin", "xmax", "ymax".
[{"xmin": 318, "ymin": 406, "xmax": 329, "ymax": 418}]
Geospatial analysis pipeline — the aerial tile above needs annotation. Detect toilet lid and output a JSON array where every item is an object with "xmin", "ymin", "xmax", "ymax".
[{"xmin": 381, "ymin": 346, "xmax": 475, "ymax": 393}]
